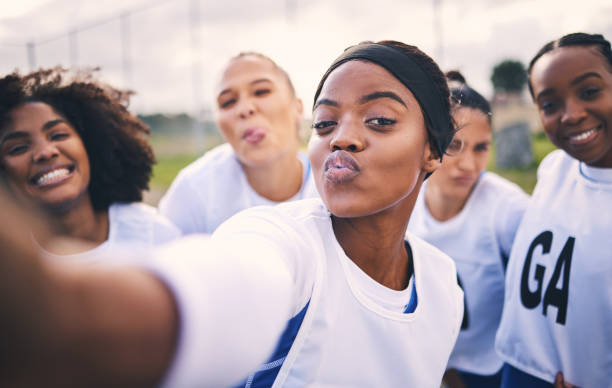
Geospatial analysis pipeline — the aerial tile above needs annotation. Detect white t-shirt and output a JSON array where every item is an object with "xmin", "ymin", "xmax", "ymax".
[
  {"xmin": 408, "ymin": 172, "xmax": 528, "ymax": 375},
  {"xmin": 43, "ymin": 202, "xmax": 181, "ymax": 263},
  {"xmin": 158, "ymin": 143, "xmax": 319, "ymax": 234},
  {"xmin": 495, "ymin": 150, "xmax": 612, "ymax": 387},
  {"xmin": 145, "ymin": 198, "xmax": 464, "ymax": 388}
]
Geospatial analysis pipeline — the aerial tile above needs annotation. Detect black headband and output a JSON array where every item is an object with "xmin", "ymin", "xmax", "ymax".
[{"xmin": 313, "ymin": 43, "xmax": 452, "ymax": 158}]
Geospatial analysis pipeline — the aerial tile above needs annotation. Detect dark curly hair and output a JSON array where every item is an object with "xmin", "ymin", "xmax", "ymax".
[
  {"xmin": 0, "ymin": 67, "xmax": 155, "ymax": 211},
  {"xmin": 527, "ymin": 32, "xmax": 612, "ymax": 98}
]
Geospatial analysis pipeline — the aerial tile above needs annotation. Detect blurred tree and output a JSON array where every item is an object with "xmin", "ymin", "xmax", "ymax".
[
  {"xmin": 490, "ymin": 59, "xmax": 533, "ymax": 169},
  {"xmin": 490, "ymin": 60, "xmax": 527, "ymax": 94},
  {"xmin": 139, "ymin": 113, "xmax": 200, "ymax": 134}
]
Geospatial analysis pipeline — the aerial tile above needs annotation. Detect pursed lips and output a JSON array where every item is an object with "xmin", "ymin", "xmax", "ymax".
[
  {"xmin": 451, "ymin": 174, "xmax": 474, "ymax": 185},
  {"xmin": 324, "ymin": 150, "xmax": 360, "ymax": 183}
]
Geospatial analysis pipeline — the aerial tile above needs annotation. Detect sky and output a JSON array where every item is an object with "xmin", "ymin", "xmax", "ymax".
[{"xmin": 1, "ymin": 0, "xmax": 611, "ymax": 117}]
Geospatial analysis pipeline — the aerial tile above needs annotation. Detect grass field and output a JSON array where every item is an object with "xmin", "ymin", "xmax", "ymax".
[
  {"xmin": 149, "ymin": 132, "xmax": 557, "ymax": 203},
  {"xmin": 487, "ymin": 132, "xmax": 557, "ymax": 194}
]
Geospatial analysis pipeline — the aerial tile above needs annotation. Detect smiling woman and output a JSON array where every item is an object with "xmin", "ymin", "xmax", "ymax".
[
  {"xmin": 495, "ymin": 32, "xmax": 612, "ymax": 388},
  {"xmin": 0, "ymin": 68, "xmax": 180, "ymax": 259}
]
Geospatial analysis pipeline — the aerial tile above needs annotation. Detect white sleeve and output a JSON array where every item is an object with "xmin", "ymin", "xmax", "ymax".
[
  {"xmin": 142, "ymin": 209, "xmax": 311, "ymax": 388},
  {"xmin": 495, "ymin": 188, "xmax": 529, "ymax": 260},
  {"xmin": 158, "ymin": 173, "xmax": 207, "ymax": 235},
  {"xmin": 151, "ymin": 215, "xmax": 182, "ymax": 245}
]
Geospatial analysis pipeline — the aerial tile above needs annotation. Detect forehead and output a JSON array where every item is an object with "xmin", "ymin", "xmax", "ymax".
[
  {"xmin": 317, "ymin": 60, "xmax": 418, "ymax": 106},
  {"xmin": 3, "ymin": 102, "xmax": 63, "ymax": 131},
  {"xmin": 218, "ymin": 55, "xmax": 287, "ymax": 91},
  {"xmin": 530, "ymin": 46, "xmax": 611, "ymax": 92},
  {"xmin": 453, "ymin": 107, "xmax": 491, "ymax": 139}
]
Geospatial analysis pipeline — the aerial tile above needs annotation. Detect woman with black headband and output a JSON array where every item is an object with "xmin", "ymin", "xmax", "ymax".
[{"xmin": 0, "ymin": 41, "xmax": 462, "ymax": 387}]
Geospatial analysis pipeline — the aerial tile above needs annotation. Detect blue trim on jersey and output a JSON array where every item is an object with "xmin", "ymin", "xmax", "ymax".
[
  {"xmin": 457, "ymin": 367, "xmax": 502, "ymax": 388},
  {"xmin": 233, "ymin": 301, "xmax": 310, "ymax": 388},
  {"xmin": 501, "ymin": 253, "xmax": 509, "ymax": 272},
  {"xmin": 403, "ymin": 279, "xmax": 418, "ymax": 314},
  {"xmin": 304, "ymin": 159, "xmax": 311, "ymax": 180},
  {"xmin": 501, "ymin": 363, "xmax": 553, "ymax": 388}
]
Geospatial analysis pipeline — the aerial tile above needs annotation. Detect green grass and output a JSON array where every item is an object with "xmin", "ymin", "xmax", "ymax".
[
  {"xmin": 149, "ymin": 133, "xmax": 222, "ymax": 190},
  {"xmin": 149, "ymin": 133, "xmax": 558, "ymax": 196},
  {"xmin": 151, "ymin": 153, "xmax": 201, "ymax": 188},
  {"xmin": 487, "ymin": 132, "xmax": 557, "ymax": 194}
]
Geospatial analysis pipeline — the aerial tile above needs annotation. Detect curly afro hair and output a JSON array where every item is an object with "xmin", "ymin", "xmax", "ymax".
[{"xmin": 0, "ymin": 67, "xmax": 155, "ymax": 211}]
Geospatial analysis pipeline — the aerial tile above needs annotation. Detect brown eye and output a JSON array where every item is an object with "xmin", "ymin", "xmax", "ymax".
[
  {"xmin": 474, "ymin": 143, "xmax": 490, "ymax": 153},
  {"xmin": 446, "ymin": 138, "xmax": 464, "ymax": 157},
  {"xmin": 254, "ymin": 89, "xmax": 271, "ymax": 96},
  {"xmin": 312, "ymin": 120, "xmax": 336, "ymax": 135},
  {"xmin": 219, "ymin": 98, "xmax": 236, "ymax": 109},
  {"xmin": 539, "ymin": 100, "xmax": 558, "ymax": 115},
  {"xmin": 50, "ymin": 132, "xmax": 69, "ymax": 141},
  {"xmin": 365, "ymin": 117, "xmax": 396, "ymax": 126},
  {"xmin": 581, "ymin": 87, "xmax": 600, "ymax": 100},
  {"xmin": 7, "ymin": 144, "xmax": 29, "ymax": 156}
]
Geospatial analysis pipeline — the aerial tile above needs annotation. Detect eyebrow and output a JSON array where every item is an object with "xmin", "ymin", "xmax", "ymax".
[
  {"xmin": 250, "ymin": 78, "xmax": 273, "ymax": 86},
  {"xmin": 0, "ymin": 119, "xmax": 65, "ymax": 146},
  {"xmin": 536, "ymin": 72, "xmax": 603, "ymax": 102},
  {"xmin": 217, "ymin": 78, "xmax": 274, "ymax": 98},
  {"xmin": 42, "ymin": 119, "xmax": 65, "ymax": 131},
  {"xmin": 314, "ymin": 91, "xmax": 408, "ymax": 110},
  {"xmin": 313, "ymin": 98, "xmax": 339, "ymax": 109},
  {"xmin": 571, "ymin": 72, "xmax": 601, "ymax": 85},
  {"xmin": 358, "ymin": 91, "xmax": 407, "ymax": 107}
]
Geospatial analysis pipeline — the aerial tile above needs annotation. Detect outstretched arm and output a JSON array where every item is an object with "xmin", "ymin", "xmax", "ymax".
[
  {"xmin": 0, "ymin": 197, "xmax": 178, "ymax": 387},
  {"xmin": 0, "ymin": 188, "xmax": 297, "ymax": 387}
]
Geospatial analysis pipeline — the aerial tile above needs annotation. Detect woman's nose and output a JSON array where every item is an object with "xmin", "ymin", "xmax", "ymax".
[
  {"xmin": 456, "ymin": 150, "xmax": 476, "ymax": 171},
  {"xmin": 560, "ymin": 98, "xmax": 587, "ymax": 126},
  {"xmin": 32, "ymin": 141, "xmax": 59, "ymax": 162},
  {"xmin": 329, "ymin": 120, "xmax": 365, "ymax": 152},
  {"xmin": 237, "ymin": 97, "xmax": 256, "ymax": 119}
]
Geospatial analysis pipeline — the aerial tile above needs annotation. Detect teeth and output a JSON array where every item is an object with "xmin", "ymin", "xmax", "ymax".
[
  {"xmin": 36, "ymin": 168, "xmax": 70, "ymax": 186},
  {"xmin": 569, "ymin": 127, "xmax": 597, "ymax": 142}
]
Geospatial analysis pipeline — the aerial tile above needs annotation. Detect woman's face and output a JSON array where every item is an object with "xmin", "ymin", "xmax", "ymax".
[
  {"xmin": 308, "ymin": 60, "xmax": 440, "ymax": 218},
  {"xmin": 0, "ymin": 102, "xmax": 91, "ymax": 210},
  {"xmin": 530, "ymin": 45, "xmax": 612, "ymax": 167},
  {"xmin": 215, "ymin": 55, "xmax": 303, "ymax": 167},
  {"xmin": 427, "ymin": 107, "xmax": 491, "ymax": 200}
]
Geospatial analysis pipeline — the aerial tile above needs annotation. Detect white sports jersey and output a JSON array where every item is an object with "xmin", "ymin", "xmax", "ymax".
[
  {"xmin": 408, "ymin": 172, "xmax": 528, "ymax": 375},
  {"xmin": 495, "ymin": 150, "xmax": 612, "ymax": 387},
  {"xmin": 158, "ymin": 143, "xmax": 319, "ymax": 234},
  {"xmin": 42, "ymin": 202, "xmax": 181, "ymax": 263},
  {"xmin": 145, "ymin": 198, "xmax": 463, "ymax": 388}
]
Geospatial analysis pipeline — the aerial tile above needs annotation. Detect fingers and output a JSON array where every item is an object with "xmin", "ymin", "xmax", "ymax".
[{"xmin": 555, "ymin": 371, "xmax": 580, "ymax": 388}]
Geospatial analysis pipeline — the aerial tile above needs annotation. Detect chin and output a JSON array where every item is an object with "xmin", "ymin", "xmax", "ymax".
[
  {"xmin": 324, "ymin": 195, "xmax": 408, "ymax": 220},
  {"xmin": 36, "ymin": 193, "xmax": 84, "ymax": 213},
  {"xmin": 448, "ymin": 187, "xmax": 472, "ymax": 201},
  {"xmin": 240, "ymin": 147, "xmax": 285, "ymax": 167}
]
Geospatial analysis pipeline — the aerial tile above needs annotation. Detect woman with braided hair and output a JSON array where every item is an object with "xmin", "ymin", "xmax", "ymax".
[{"xmin": 496, "ymin": 32, "xmax": 612, "ymax": 388}]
